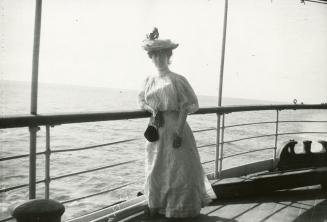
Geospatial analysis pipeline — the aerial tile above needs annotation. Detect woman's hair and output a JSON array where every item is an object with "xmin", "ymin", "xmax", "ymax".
[{"xmin": 147, "ymin": 49, "xmax": 173, "ymax": 63}]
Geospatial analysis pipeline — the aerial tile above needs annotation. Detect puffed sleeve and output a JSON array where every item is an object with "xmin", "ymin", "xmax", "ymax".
[
  {"xmin": 175, "ymin": 75, "xmax": 199, "ymax": 114},
  {"xmin": 138, "ymin": 77, "xmax": 149, "ymax": 109}
]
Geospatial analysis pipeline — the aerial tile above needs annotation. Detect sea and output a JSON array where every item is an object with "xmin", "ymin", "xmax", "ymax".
[{"xmin": 1, "ymin": 80, "xmax": 326, "ymax": 221}]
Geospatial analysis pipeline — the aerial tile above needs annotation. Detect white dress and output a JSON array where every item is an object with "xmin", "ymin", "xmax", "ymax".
[{"xmin": 138, "ymin": 72, "xmax": 213, "ymax": 218}]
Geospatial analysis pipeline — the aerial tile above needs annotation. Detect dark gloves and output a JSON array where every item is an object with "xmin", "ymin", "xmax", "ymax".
[{"xmin": 173, "ymin": 132, "xmax": 182, "ymax": 149}]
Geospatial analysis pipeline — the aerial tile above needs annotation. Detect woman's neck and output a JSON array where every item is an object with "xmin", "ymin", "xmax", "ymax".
[{"xmin": 157, "ymin": 66, "xmax": 170, "ymax": 76}]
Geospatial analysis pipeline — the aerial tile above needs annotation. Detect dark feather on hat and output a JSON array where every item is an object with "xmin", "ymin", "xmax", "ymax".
[{"xmin": 147, "ymin": 27, "xmax": 159, "ymax": 40}]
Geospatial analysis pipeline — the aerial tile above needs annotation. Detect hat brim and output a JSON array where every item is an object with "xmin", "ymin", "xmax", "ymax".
[{"xmin": 142, "ymin": 39, "xmax": 179, "ymax": 52}]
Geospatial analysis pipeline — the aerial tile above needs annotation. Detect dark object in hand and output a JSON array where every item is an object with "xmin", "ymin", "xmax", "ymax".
[
  {"xmin": 144, "ymin": 125, "xmax": 159, "ymax": 142},
  {"xmin": 173, "ymin": 132, "xmax": 182, "ymax": 149},
  {"xmin": 143, "ymin": 112, "xmax": 163, "ymax": 142}
]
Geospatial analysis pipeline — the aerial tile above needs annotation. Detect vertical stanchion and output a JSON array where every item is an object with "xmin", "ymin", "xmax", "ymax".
[
  {"xmin": 215, "ymin": 0, "xmax": 228, "ymax": 179},
  {"xmin": 218, "ymin": 114, "xmax": 225, "ymax": 176},
  {"xmin": 217, "ymin": 0, "xmax": 228, "ymax": 109},
  {"xmin": 29, "ymin": 0, "xmax": 42, "ymax": 199},
  {"xmin": 45, "ymin": 125, "xmax": 51, "ymax": 199},
  {"xmin": 274, "ymin": 110, "xmax": 279, "ymax": 162},
  {"xmin": 29, "ymin": 126, "xmax": 39, "ymax": 199},
  {"xmin": 31, "ymin": 0, "xmax": 42, "ymax": 115},
  {"xmin": 215, "ymin": 114, "xmax": 221, "ymax": 178}
]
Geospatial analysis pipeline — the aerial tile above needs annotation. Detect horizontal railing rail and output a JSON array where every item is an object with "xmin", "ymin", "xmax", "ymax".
[
  {"xmin": 52, "ymin": 139, "xmax": 139, "ymax": 153},
  {"xmin": 224, "ymin": 121, "xmax": 276, "ymax": 128},
  {"xmin": 1, "ymin": 104, "xmax": 326, "ymax": 129},
  {"xmin": 278, "ymin": 120, "xmax": 327, "ymax": 123},
  {"xmin": 223, "ymin": 120, "xmax": 327, "ymax": 129},
  {"xmin": 51, "ymin": 159, "xmax": 142, "ymax": 181},
  {"xmin": 197, "ymin": 143, "xmax": 217, "ymax": 149},
  {"xmin": 202, "ymin": 159, "xmax": 215, "ymax": 165},
  {"xmin": 0, "ymin": 151, "xmax": 45, "ymax": 162},
  {"xmin": 224, "ymin": 133, "xmax": 277, "ymax": 143},
  {"xmin": 220, "ymin": 131, "xmax": 327, "ymax": 144},
  {"xmin": 61, "ymin": 182, "xmax": 135, "ymax": 204},
  {"xmin": 0, "ymin": 179, "xmax": 45, "ymax": 193},
  {"xmin": 223, "ymin": 147, "xmax": 275, "ymax": 159},
  {"xmin": 193, "ymin": 127, "xmax": 217, "ymax": 133}
]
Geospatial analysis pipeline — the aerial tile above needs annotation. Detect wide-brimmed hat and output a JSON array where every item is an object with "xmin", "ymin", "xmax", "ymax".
[{"xmin": 142, "ymin": 28, "xmax": 179, "ymax": 52}]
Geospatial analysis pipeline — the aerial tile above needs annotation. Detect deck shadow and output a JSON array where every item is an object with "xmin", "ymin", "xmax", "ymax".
[
  {"xmin": 293, "ymin": 199, "xmax": 327, "ymax": 222},
  {"xmin": 210, "ymin": 186, "xmax": 326, "ymax": 205},
  {"xmin": 161, "ymin": 214, "xmax": 238, "ymax": 222},
  {"xmin": 190, "ymin": 214, "xmax": 238, "ymax": 222},
  {"xmin": 128, "ymin": 188, "xmax": 325, "ymax": 222},
  {"xmin": 204, "ymin": 187, "xmax": 326, "ymax": 222},
  {"xmin": 126, "ymin": 212, "xmax": 238, "ymax": 222}
]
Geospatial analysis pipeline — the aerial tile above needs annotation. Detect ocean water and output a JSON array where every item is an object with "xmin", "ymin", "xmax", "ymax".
[{"xmin": 1, "ymin": 80, "xmax": 326, "ymax": 221}]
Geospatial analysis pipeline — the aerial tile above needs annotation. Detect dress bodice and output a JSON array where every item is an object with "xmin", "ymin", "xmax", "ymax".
[{"xmin": 138, "ymin": 73, "xmax": 199, "ymax": 114}]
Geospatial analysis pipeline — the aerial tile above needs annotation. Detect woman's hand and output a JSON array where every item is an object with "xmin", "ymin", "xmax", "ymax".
[
  {"xmin": 141, "ymin": 104, "xmax": 157, "ymax": 118},
  {"xmin": 174, "ymin": 109, "xmax": 187, "ymax": 148},
  {"xmin": 172, "ymin": 132, "xmax": 182, "ymax": 148},
  {"xmin": 149, "ymin": 106, "xmax": 157, "ymax": 117}
]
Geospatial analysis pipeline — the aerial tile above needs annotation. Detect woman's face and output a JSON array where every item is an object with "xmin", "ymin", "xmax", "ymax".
[{"xmin": 151, "ymin": 51, "xmax": 169, "ymax": 69}]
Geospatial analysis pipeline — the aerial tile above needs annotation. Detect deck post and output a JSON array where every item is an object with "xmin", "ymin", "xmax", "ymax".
[
  {"xmin": 45, "ymin": 125, "xmax": 51, "ymax": 199},
  {"xmin": 12, "ymin": 199, "xmax": 65, "ymax": 222},
  {"xmin": 217, "ymin": 0, "xmax": 228, "ymax": 108},
  {"xmin": 218, "ymin": 114, "xmax": 225, "ymax": 176},
  {"xmin": 215, "ymin": 0, "xmax": 228, "ymax": 179},
  {"xmin": 29, "ymin": 0, "xmax": 42, "ymax": 199},
  {"xmin": 29, "ymin": 126, "xmax": 39, "ymax": 199},
  {"xmin": 273, "ymin": 110, "xmax": 279, "ymax": 163},
  {"xmin": 215, "ymin": 114, "xmax": 221, "ymax": 178},
  {"xmin": 31, "ymin": 0, "xmax": 42, "ymax": 115}
]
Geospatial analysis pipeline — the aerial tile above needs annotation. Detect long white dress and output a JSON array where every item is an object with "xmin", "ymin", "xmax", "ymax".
[{"xmin": 138, "ymin": 72, "xmax": 213, "ymax": 218}]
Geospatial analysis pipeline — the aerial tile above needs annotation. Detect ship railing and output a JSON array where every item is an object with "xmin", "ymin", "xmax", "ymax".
[{"xmin": 1, "ymin": 104, "xmax": 326, "ymax": 222}]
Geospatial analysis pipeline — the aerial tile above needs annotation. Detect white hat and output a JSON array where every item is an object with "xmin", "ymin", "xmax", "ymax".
[{"xmin": 142, "ymin": 28, "xmax": 179, "ymax": 52}]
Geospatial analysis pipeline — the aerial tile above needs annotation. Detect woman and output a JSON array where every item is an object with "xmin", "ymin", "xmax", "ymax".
[{"xmin": 138, "ymin": 28, "xmax": 213, "ymax": 220}]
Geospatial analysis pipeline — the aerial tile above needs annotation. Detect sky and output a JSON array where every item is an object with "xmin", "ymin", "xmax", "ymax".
[{"xmin": 1, "ymin": 0, "xmax": 327, "ymax": 103}]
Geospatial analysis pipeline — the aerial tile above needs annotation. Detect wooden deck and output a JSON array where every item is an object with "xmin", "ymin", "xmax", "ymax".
[{"xmin": 124, "ymin": 185, "xmax": 326, "ymax": 222}]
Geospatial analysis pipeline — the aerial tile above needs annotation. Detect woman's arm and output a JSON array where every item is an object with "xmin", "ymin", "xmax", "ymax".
[
  {"xmin": 173, "ymin": 108, "xmax": 187, "ymax": 148},
  {"xmin": 172, "ymin": 74, "xmax": 199, "ymax": 148},
  {"xmin": 138, "ymin": 78, "xmax": 156, "ymax": 117},
  {"xmin": 141, "ymin": 102, "xmax": 157, "ymax": 117},
  {"xmin": 176, "ymin": 108, "xmax": 187, "ymax": 136}
]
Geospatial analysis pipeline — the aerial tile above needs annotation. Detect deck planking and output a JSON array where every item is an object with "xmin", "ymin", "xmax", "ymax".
[{"xmin": 125, "ymin": 185, "xmax": 326, "ymax": 222}]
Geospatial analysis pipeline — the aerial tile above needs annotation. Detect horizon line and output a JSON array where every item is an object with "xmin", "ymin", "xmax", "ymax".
[{"xmin": 1, "ymin": 78, "xmax": 289, "ymax": 104}]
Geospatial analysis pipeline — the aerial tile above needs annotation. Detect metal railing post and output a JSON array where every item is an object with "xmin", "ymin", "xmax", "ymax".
[
  {"xmin": 29, "ymin": 126, "xmax": 39, "ymax": 199},
  {"xmin": 30, "ymin": 0, "xmax": 42, "ymax": 115},
  {"xmin": 273, "ymin": 110, "xmax": 279, "ymax": 162},
  {"xmin": 218, "ymin": 114, "xmax": 225, "ymax": 177},
  {"xmin": 45, "ymin": 125, "xmax": 51, "ymax": 199},
  {"xmin": 29, "ymin": 0, "xmax": 42, "ymax": 201},
  {"xmin": 217, "ymin": 0, "xmax": 229, "ymax": 108},
  {"xmin": 215, "ymin": 113, "xmax": 221, "ymax": 179}
]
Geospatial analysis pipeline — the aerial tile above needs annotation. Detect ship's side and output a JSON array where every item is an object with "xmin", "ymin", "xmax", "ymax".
[{"xmin": 1, "ymin": 104, "xmax": 327, "ymax": 222}]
